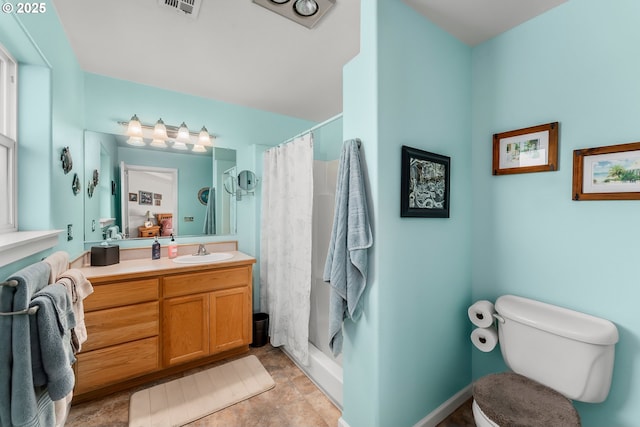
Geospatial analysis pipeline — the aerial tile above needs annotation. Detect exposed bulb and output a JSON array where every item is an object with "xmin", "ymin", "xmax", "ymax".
[{"xmin": 294, "ymin": 0, "xmax": 318, "ymax": 16}]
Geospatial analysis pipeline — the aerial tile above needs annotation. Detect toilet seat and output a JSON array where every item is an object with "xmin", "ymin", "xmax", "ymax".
[{"xmin": 473, "ymin": 372, "xmax": 581, "ymax": 427}]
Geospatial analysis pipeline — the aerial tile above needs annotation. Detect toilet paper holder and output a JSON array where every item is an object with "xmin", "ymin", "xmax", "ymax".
[{"xmin": 493, "ymin": 313, "xmax": 505, "ymax": 324}]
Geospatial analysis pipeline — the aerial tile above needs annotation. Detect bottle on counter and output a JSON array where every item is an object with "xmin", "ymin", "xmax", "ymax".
[
  {"xmin": 152, "ymin": 236, "xmax": 161, "ymax": 260},
  {"xmin": 168, "ymin": 234, "xmax": 178, "ymax": 259}
]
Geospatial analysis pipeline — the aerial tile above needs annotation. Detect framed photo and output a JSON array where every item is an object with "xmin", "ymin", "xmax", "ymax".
[
  {"xmin": 139, "ymin": 190, "xmax": 153, "ymax": 205},
  {"xmin": 154, "ymin": 199, "xmax": 161, "ymax": 206},
  {"xmin": 401, "ymin": 145, "xmax": 450, "ymax": 218},
  {"xmin": 572, "ymin": 142, "xmax": 640, "ymax": 201},
  {"xmin": 154, "ymin": 193, "xmax": 162, "ymax": 200},
  {"xmin": 493, "ymin": 122, "xmax": 559, "ymax": 175},
  {"xmin": 128, "ymin": 192, "xmax": 138, "ymax": 202}
]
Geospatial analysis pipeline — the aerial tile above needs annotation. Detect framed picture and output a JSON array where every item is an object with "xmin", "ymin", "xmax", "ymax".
[
  {"xmin": 128, "ymin": 192, "xmax": 138, "ymax": 202},
  {"xmin": 154, "ymin": 199, "xmax": 161, "ymax": 206},
  {"xmin": 572, "ymin": 142, "xmax": 640, "ymax": 201},
  {"xmin": 154, "ymin": 193, "xmax": 162, "ymax": 200},
  {"xmin": 139, "ymin": 190, "xmax": 153, "ymax": 205},
  {"xmin": 401, "ymin": 145, "xmax": 450, "ymax": 218},
  {"xmin": 493, "ymin": 122, "xmax": 559, "ymax": 175}
]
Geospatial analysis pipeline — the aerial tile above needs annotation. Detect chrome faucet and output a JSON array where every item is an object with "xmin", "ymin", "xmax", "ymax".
[{"xmin": 195, "ymin": 244, "xmax": 209, "ymax": 256}]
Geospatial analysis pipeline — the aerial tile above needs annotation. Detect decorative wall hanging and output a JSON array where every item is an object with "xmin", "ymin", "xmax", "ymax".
[
  {"xmin": 198, "ymin": 187, "xmax": 210, "ymax": 205},
  {"xmin": 139, "ymin": 190, "xmax": 153, "ymax": 205},
  {"xmin": 129, "ymin": 192, "xmax": 138, "ymax": 202},
  {"xmin": 493, "ymin": 122, "xmax": 559, "ymax": 175},
  {"xmin": 572, "ymin": 141, "xmax": 640, "ymax": 200},
  {"xmin": 60, "ymin": 146, "xmax": 73, "ymax": 174},
  {"xmin": 72, "ymin": 173, "xmax": 81, "ymax": 195},
  {"xmin": 400, "ymin": 145, "xmax": 450, "ymax": 218}
]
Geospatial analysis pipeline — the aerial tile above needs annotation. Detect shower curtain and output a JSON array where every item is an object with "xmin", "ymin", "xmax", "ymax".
[{"xmin": 260, "ymin": 134, "xmax": 314, "ymax": 364}]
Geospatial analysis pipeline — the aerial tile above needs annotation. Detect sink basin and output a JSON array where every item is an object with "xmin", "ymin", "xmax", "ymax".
[{"xmin": 172, "ymin": 252, "xmax": 234, "ymax": 264}]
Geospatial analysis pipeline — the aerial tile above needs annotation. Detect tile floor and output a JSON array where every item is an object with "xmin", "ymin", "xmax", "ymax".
[{"xmin": 67, "ymin": 344, "xmax": 475, "ymax": 427}]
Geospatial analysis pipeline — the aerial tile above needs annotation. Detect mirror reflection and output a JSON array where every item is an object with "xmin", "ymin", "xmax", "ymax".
[{"xmin": 83, "ymin": 130, "xmax": 237, "ymax": 242}]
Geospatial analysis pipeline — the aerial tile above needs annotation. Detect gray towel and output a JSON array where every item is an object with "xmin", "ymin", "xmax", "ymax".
[
  {"xmin": 323, "ymin": 139, "xmax": 373, "ymax": 356},
  {"xmin": 202, "ymin": 187, "xmax": 216, "ymax": 234},
  {"xmin": 29, "ymin": 283, "xmax": 76, "ymax": 400},
  {"xmin": 0, "ymin": 262, "xmax": 56, "ymax": 427}
]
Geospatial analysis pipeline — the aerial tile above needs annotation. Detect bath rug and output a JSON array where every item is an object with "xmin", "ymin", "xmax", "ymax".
[{"xmin": 129, "ymin": 355, "xmax": 275, "ymax": 427}]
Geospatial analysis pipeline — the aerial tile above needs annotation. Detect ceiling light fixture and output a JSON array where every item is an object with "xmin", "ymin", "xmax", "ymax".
[
  {"xmin": 119, "ymin": 115, "xmax": 215, "ymax": 153},
  {"xmin": 253, "ymin": 0, "xmax": 334, "ymax": 29}
]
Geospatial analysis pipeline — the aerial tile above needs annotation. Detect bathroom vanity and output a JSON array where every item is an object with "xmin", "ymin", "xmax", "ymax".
[{"xmin": 73, "ymin": 244, "xmax": 255, "ymax": 403}]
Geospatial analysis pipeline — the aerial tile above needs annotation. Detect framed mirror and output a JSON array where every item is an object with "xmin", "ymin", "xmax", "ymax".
[{"xmin": 83, "ymin": 130, "xmax": 237, "ymax": 242}]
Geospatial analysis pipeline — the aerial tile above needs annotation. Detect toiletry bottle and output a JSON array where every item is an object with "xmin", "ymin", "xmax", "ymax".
[
  {"xmin": 152, "ymin": 236, "xmax": 161, "ymax": 260},
  {"xmin": 168, "ymin": 234, "xmax": 178, "ymax": 259}
]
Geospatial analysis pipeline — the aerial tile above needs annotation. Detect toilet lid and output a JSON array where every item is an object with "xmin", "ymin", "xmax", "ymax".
[{"xmin": 473, "ymin": 372, "xmax": 581, "ymax": 427}]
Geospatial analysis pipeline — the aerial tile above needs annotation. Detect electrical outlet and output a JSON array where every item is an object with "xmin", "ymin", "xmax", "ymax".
[
  {"xmin": 184, "ymin": 216, "xmax": 194, "ymax": 222},
  {"xmin": 67, "ymin": 224, "xmax": 73, "ymax": 241}
]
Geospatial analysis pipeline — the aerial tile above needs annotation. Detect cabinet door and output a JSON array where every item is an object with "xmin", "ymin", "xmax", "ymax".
[
  {"xmin": 163, "ymin": 293, "xmax": 209, "ymax": 366},
  {"xmin": 210, "ymin": 286, "xmax": 251, "ymax": 353}
]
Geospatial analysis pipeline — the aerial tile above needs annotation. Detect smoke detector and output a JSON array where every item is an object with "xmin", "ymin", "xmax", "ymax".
[{"xmin": 157, "ymin": 0, "xmax": 202, "ymax": 19}]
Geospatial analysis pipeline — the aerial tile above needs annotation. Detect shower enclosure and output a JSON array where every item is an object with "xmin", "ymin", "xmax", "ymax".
[{"xmin": 281, "ymin": 115, "xmax": 345, "ymax": 408}]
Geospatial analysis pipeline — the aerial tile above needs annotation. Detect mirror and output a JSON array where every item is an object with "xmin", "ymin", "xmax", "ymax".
[
  {"xmin": 238, "ymin": 170, "xmax": 257, "ymax": 191},
  {"xmin": 83, "ymin": 130, "xmax": 237, "ymax": 242}
]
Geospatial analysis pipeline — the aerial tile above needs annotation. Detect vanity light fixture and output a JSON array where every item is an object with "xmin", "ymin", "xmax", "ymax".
[
  {"xmin": 119, "ymin": 115, "xmax": 215, "ymax": 153},
  {"xmin": 253, "ymin": 0, "xmax": 334, "ymax": 29}
]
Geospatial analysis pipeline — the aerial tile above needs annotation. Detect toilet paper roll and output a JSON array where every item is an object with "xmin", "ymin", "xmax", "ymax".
[
  {"xmin": 471, "ymin": 327, "xmax": 498, "ymax": 352},
  {"xmin": 468, "ymin": 300, "xmax": 495, "ymax": 328}
]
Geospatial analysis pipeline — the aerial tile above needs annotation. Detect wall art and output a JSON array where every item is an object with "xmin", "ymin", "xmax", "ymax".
[
  {"xmin": 400, "ymin": 145, "xmax": 450, "ymax": 218},
  {"xmin": 572, "ymin": 141, "xmax": 640, "ymax": 200},
  {"xmin": 493, "ymin": 122, "xmax": 558, "ymax": 175}
]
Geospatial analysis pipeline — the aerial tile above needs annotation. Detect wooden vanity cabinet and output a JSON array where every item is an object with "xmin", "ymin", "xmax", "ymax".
[
  {"xmin": 74, "ymin": 258, "xmax": 254, "ymax": 402},
  {"xmin": 162, "ymin": 266, "xmax": 252, "ymax": 367}
]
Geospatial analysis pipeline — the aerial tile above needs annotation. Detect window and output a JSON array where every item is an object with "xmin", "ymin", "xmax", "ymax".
[{"xmin": 0, "ymin": 44, "xmax": 17, "ymax": 233}]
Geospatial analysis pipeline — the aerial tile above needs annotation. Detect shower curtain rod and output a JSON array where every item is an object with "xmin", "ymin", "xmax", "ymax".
[{"xmin": 280, "ymin": 113, "xmax": 344, "ymax": 146}]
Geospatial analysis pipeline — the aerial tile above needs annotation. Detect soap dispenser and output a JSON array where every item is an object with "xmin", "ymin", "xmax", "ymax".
[
  {"xmin": 152, "ymin": 236, "xmax": 161, "ymax": 260},
  {"xmin": 168, "ymin": 234, "xmax": 178, "ymax": 259}
]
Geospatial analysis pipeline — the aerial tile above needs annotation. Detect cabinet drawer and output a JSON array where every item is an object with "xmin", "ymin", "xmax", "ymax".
[
  {"xmin": 163, "ymin": 266, "xmax": 250, "ymax": 298},
  {"xmin": 85, "ymin": 278, "xmax": 159, "ymax": 312},
  {"xmin": 75, "ymin": 336, "xmax": 159, "ymax": 395},
  {"xmin": 83, "ymin": 301, "xmax": 159, "ymax": 352}
]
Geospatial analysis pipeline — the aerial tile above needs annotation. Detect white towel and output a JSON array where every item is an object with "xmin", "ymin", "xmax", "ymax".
[
  {"xmin": 323, "ymin": 139, "xmax": 373, "ymax": 356},
  {"xmin": 56, "ymin": 269, "xmax": 94, "ymax": 353},
  {"xmin": 43, "ymin": 252, "xmax": 69, "ymax": 285}
]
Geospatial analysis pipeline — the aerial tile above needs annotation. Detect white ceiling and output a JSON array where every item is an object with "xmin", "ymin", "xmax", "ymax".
[{"xmin": 51, "ymin": 0, "xmax": 566, "ymax": 123}]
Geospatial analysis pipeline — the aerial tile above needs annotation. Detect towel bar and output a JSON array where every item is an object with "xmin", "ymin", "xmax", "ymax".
[{"xmin": 0, "ymin": 306, "xmax": 39, "ymax": 316}]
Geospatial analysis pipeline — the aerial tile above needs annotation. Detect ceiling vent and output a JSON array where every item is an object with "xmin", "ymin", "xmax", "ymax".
[{"xmin": 157, "ymin": 0, "xmax": 202, "ymax": 19}]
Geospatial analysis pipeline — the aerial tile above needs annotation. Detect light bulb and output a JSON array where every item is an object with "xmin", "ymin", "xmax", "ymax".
[
  {"xmin": 126, "ymin": 114, "xmax": 143, "ymax": 138},
  {"xmin": 198, "ymin": 126, "xmax": 211, "ymax": 146},
  {"xmin": 126, "ymin": 136, "xmax": 145, "ymax": 146},
  {"xmin": 150, "ymin": 139, "xmax": 167, "ymax": 148},
  {"xmin": 294, "ymin": 0, "xmax": 318, "ymax": 17},
  {"xmin": 176, "ymin": 122, "xmax": 191, "ymax": 144},
  {"xmin": 153, "ymin": 118, "xmax": 168, "ymax": 140}
]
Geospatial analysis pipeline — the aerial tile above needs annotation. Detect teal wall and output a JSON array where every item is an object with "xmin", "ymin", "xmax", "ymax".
[
  {"xmin": 342, "ymin": 1, "xmax": 471, "ymax": 426},
  {"xmin": 471, "ymin": 1, "xmax": 640, "ymax": 425},
  {"xmin": 0, "ymin": 0, "xmax": 86, "ymax": 279}
]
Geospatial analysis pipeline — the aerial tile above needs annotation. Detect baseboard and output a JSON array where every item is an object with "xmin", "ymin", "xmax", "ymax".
[
  {"xmin": 413, "ymin": 384, "xmax": 473, "ymax": 427},
  {"xmin": 336, "ymin": 385, "xmax": 472, "ymax": 427}
]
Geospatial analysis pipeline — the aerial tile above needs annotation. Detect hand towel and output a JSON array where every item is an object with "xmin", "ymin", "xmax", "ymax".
[
  {"xmin": 56, "ymin": 269, "xmax": 93, "ymax": 353},
  {"xmin": 323, "ymin": 139, "xmax": 373, "ymax": 356},
  {"xmin": 43, "ymin": 251, "xmax": 69, "ymax": 285}
]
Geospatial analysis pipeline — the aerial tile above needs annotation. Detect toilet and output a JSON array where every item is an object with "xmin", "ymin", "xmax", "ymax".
[{"xmin": 472, "ymin": 295, "xmax": 619, "ymax": 427}]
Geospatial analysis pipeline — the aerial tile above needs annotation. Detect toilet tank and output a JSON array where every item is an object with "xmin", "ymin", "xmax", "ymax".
[{"xmin": 495, "ymin": 295, "xmax": 618, "ymax": 403}]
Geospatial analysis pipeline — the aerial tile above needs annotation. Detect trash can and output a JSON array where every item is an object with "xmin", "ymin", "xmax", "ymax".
[{"xmin": 251, "ymin": 313, "xmax": 269, "ymax": 347}]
